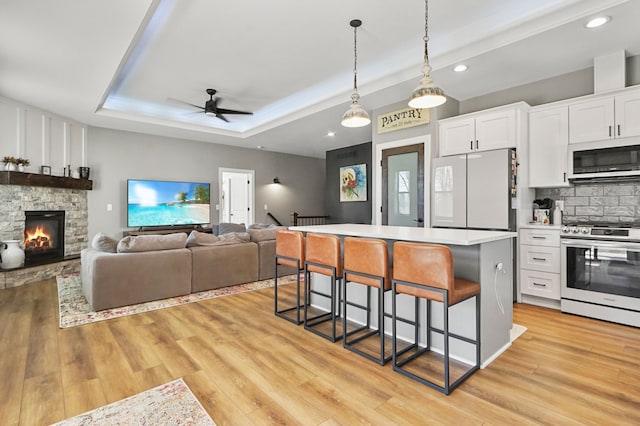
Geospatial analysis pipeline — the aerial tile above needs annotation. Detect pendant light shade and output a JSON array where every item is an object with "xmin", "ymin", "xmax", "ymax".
[
  {"xmin": 341, "ymin": 19, "xmax": 370, "ymax": 128},
  {"xmin": 409, "ymin": 0, "xmax": 446, "ymax": 109}
]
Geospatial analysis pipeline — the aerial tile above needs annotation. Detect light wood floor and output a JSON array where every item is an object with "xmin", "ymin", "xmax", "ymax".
[{"xmin": 1, "ymin": 278, "xmax": 639, "ymax": 425}]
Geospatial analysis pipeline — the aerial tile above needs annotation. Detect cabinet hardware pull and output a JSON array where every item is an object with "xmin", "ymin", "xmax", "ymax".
[
  {"xmin": 532, "ymin": 257, "xmax": 547, "ymax": 261},
  {"xmin": 618, "ymin": 124, "xmax": 621, "ymax": 136},
  {"xmin": 609, "ymin": 125, "xmax": 612, "ymax": 137},
  {"xmin": 533, "ymin": 282, "xmax": 547, "ymax": 287},
  {"xmin": 532, "ymin": 236, "xmax": 546, "ymax": 239},
  {"xmin": 470, "ymin": 141, "xmax": 473, "ymax": 150},
  {"xmin": 563, "ymin": 172, "xmax": 566, "ymax": 182},
  {"xmin": 476, "ymin": 140, "xmax": 479, "ymax": 150}
]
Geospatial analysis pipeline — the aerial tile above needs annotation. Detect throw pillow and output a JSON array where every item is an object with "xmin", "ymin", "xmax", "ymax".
[
  {"xmin": 186, "ymin": 230, "xmax": 220, "ymax": 247},
  {"xmin": 218, "ymin": 222, "xmax": 246, "ymax": 235},
  {"xmin": 91, "ymin": 232, "xmax": 118, "ymax": 253},
  {"xmin": 186, "ymin": 230, "xmax": 250, "ymax": 246},
  {"xmin": 117, "ymin": 233, "xmax": 188, "ymax": 253}
]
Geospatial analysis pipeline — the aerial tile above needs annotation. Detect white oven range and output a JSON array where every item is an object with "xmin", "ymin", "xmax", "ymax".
[{"xmin": 560, "ymin": 224, "xmax": 640, "ymax": 327}]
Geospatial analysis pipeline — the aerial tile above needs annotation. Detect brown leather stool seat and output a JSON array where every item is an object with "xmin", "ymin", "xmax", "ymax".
[
  {"xmin": 304, "ymin": 233, "xmax": 343, "ymax": 342},
  {"xmin": 392, "ymin": 242, "xmax": 481, "ymax": 395},
  {"xmin": 342, "ymin": 237, "xmax": 393, "ymax": 365},
  {"xmin": 275, "ymin": 230, "xmax": 305, "ymax": 324}
]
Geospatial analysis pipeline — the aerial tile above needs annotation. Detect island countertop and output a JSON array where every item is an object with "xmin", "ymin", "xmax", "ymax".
[{"xmin": 289, "ymin": 223, "xmax": 516, "ymax": 246}]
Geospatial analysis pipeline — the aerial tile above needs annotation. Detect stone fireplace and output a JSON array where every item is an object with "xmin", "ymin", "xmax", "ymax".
[{"xmin": 0, "ymin": 183, "xmax": 88, "ymax": 288}]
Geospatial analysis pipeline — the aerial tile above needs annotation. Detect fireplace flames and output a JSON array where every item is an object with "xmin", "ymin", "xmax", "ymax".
[{"xmin": 24, "ymin": 225, "xmax": 54, "ymax": 251}]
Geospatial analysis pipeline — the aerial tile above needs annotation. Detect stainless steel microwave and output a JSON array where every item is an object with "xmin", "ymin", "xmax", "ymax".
[{"xmin": 568, "ymin": 138, "xmax": 640, "ymax": 180}]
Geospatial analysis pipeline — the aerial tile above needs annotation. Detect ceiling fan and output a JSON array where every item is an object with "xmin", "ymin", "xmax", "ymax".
[{"xmin": 174, "ymin": 88, "xmax": 253, "ymax": 122}]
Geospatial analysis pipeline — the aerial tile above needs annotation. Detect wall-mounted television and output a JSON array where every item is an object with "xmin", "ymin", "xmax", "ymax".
[{"xmin": 127, "ymin": 179, "xmax": 211, "ymax": 228}]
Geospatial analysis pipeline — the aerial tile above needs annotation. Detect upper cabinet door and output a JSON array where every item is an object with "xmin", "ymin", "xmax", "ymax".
[
  {"xmin": 615, "ymin": 90, "xmax": 640, "ymax": 138},
  {"xmin": 568, "ymin": 97, "xmax": 615, "ymax": 144},
  {"xmin": 439, "ymin": 117, "xmax": 475, "ymax": 156},
  {"xmin": 475, "ymin": 109, "xmax": 516, "ymax": 152},
  {"xmin": 528, "ymin": 106, "xmax": 569, "ymax": 188}
]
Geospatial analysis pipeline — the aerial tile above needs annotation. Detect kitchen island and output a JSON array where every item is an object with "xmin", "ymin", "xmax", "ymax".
[{"xmin": 289, "ymin": 223, "xmax": 517, "ymax": 367}]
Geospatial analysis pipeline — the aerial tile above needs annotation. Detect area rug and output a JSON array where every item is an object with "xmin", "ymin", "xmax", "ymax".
[
  {"xmin": 51, "ymin": 378, "xmax": 215, "ymax": 425},
  {"xmin": 57, "ymin": 273, "xmax": 297, "ymax": 328},
  {"xmin": 510, "ymin": 324, "xmax": 527, "ymax": 342}
]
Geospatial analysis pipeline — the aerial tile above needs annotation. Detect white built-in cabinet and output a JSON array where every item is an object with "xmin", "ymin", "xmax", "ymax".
[
  {"xmin": 0, "ymin": 96, "xmax": 87, "ymax": 175},
  {"xmin": 568, "ymin": 88, "xmax": 640, "ymax": 144},
  {"xmin": 528, "ymin": 106, "xmax": 569, "ymax": 187},
  {"xmin": 519, "ymin": 226, "xmax": 561, "ymax": 309},
  {"xmin": 439, "ymin": 105, "xmax": 520, "ymax": 156}
]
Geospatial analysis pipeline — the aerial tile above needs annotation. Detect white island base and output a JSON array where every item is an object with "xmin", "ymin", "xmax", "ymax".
[{"xmin": 290, "ymin": 224, "xmax": 516, "ymax": 368}]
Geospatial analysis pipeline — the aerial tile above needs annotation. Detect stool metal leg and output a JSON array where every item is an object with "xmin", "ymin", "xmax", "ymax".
[{"xmin": 274, "ymin": 255, "xmax": 303, "ymax": 325}]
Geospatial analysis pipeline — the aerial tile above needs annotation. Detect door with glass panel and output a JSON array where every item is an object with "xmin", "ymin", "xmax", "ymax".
[{"xmin": 381, "ymin": 144, "xmax": 424, "ymax": 227}]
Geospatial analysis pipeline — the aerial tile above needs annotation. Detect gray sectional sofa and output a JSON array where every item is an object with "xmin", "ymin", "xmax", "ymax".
[{"xmin": 80, "ymin": 224, "xmax": 295, "ymax": 311}]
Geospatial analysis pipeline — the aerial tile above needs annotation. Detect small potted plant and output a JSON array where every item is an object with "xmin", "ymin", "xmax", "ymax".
[
  {"xmin": 16, "ymin": 158, "xmax": 30, "ymax": 172},
  {"xmin": 2, "ymin": 156, "xmax": 18, "ymax": 171}
]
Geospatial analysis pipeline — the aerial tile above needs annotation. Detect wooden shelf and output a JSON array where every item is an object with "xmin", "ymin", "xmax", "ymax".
[{"xmin": 0, "ymin": 171, "xmax": 92, "ymax": 190}]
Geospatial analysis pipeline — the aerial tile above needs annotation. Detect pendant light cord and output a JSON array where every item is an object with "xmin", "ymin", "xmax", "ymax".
[
  {"xmin": 423, "ymin": 0, "xmax": 430, "ymax": 63},
  {"xmin": 353, "ymin": 22, "xmax": 359, "ymax": 91}
]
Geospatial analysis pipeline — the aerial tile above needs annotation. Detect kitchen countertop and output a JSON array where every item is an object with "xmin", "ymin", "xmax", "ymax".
[
  {"xmin": 289, "ymin": 223, "xmax": 517, "ymax": 246},
  {"xmin": 520, "ymin": 224, "xmax": 562, "ymax": 230}
]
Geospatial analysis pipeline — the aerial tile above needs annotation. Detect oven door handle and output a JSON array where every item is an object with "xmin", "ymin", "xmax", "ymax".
[{"xmin": 561, "ymin": 238, "xmax": 640, "ymax": 252}]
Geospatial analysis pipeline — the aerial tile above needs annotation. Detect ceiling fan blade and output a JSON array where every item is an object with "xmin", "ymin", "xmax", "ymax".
[
  {"xmin": 168, "ymin": 98, "xmax": 205, "ymax": 110},
  {"xmin": 215, "ymin": 113, "xmax": 230, "ymax": 123},
  {"xmin": 216, "ymin": 108, "xmax": 253, "ymax": 115}
]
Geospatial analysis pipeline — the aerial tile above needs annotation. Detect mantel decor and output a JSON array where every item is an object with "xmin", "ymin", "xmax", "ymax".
[{"xmin": 0, "ymin": 171, "xmax": 93, "ymax": 190}]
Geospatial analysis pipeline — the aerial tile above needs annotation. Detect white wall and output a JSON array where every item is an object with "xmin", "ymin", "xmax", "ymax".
[{"xmin": 87, "ymin": 127, "xmax": 325, "ymax": 238}]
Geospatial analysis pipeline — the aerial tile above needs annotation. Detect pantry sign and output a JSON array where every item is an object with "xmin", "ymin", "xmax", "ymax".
[{"xmin": 377, "ymin": 107, "xmax": 429, "ymax": 134}]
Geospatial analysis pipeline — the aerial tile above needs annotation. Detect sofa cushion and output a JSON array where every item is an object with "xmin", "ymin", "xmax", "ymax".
[
  {"xmin": 218, "ymin": 222, "xmax": 246, "ymax": 235},
  {"xmin": 186, "ymin": 230, "xmax": 249, "ymax": 247},
  {"xmin": 117, "ymin": 233, "xmax": 188, "ymax": 253},
  {"xmin": 91, "ymin": 232, "xmax": 118, "ymax": 253},
  {"xmin": 248, "ymin": 225, "xmax": 287, "ymax": 242}
]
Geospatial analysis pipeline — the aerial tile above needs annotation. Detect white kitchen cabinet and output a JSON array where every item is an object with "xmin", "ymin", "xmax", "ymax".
[
  {"xmin": 569, "ymin": 89, "xmax": 640, "ymax": 144},
  {"xmin": 439, "ymin": 105, "xmax": 519, "ymax": 156},
  {"xmin": 528, "ymin": 106, "xmax": 569, "ymax": 187},
  {"xmin": 519, "ymin": 226, "xmax": 561, "ymax": 307}
]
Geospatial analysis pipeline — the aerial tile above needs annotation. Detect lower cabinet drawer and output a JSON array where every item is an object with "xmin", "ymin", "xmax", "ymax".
[
  {"xmin": 521, "ymin": 270, "xmax": 560, "ymax": 300},
  {"xmin": 519, "ymin": 245, "xmax": 560, "ymax": 273}
]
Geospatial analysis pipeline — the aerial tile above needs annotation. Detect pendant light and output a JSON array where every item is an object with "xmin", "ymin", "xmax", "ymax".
[
  {"xmin": 408, "ymin": 0, "xmax": 446, "ymax": 109},
  {"xmin": 341, "ymin": 19, "xmax": 371, "ymax": 128}
]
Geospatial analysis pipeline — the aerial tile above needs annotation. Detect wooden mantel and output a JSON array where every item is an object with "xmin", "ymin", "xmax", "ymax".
[{"xmin": 0, "ymin": 171, "xmax": 93, "ymax": 190}]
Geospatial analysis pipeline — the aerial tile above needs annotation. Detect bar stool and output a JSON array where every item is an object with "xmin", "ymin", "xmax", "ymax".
[
  {"xmin": 304, "ymin": 232, "xmax": 343, "ymax": 342},
  {"xmin": 342, "ymin": 237, "xmax": 392, "ymax": 365},
  {"xmin": 274, "ymin": 230, "xmax": 305, "ymax": 324},
  {"xmin": 392, "ymin": 242, "xmax": 481, "ymax": 395}
]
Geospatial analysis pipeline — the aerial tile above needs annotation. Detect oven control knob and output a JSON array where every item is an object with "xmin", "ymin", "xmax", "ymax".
[
  {"xmin": 571, "ymin": 226, "xmax": 579, "ymax": 233},
  {"xmin": 561, "ymin": 226, "xmax": 570, "ymax": 233},
  {"xmin": 580, "ymin": 227, "xmax": 590, "ymax": 234}
]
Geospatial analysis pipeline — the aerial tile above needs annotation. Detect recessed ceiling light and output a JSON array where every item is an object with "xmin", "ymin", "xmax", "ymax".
[
  {"xmin": 256, "ymin": 145, "xmax": 263, "ymax": 149},
  {"xmin": 585, "ymin": 16, "xmax": 610, "ymax": 29},
  {"xmin": 327, "ymin": 131, "xmax": 336, "ymax": 137},
  {"xmin": 453, "ymin": 64, "xmax": 468, "ymax": 73}
]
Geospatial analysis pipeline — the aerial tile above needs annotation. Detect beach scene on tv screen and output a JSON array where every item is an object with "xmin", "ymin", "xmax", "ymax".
[{"xmin": 128, "ymin": 180, "xmax": 210, "ymax": 226}]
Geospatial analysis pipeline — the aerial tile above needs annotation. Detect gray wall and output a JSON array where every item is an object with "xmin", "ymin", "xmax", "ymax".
[
  {"xmin": 460, "ymin": 54, "xmax": 640, "ymax": 114},
  {"xmin": 325, "ymin": 142, "xmax": 372, "ymax": 224},
  {"xmin": 87, "ymin": 127, "xmax": 325, "ymax": 239}
]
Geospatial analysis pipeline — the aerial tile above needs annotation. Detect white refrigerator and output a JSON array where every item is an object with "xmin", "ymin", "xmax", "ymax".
[{"xmin": 431, "ymin": 148, "xmax": 517, "ymax": 231}]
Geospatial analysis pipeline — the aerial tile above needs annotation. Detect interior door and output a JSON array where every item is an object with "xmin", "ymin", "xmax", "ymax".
[
  {"xmin": 219, "ymin": 169, "xmax": 254, "ymax": 225},
  {"xmin": 382, "ymin": 144, "xmax": 424, "ymax": 226}
]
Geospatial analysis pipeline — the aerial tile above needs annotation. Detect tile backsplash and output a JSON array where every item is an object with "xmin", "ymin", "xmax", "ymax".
[{"xmin": 535, "ymin": 182, "xmax": 640, "ymax": 225}]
